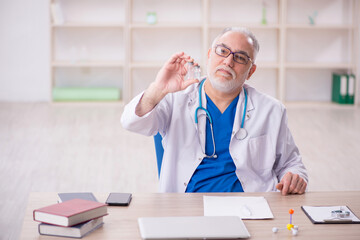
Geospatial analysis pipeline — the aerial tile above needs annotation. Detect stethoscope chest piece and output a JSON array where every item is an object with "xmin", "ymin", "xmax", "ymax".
[{"xmin": 236, "ymin": 128, "xmax": 248, "ymax": 140}]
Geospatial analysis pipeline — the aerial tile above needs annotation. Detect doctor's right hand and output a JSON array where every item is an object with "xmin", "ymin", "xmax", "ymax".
[
  {"xmin": 135, "ymin": 52, "xmax": 199, "ymax": 117},
  {"xmin": 154, "ymin": 52, "xmax": 200, "ymax": 96}
]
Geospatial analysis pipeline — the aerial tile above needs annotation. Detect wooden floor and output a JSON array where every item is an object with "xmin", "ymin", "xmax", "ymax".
[{"xmin": 1, "ymin": 102, "xmax": 360, "ymax": 240}]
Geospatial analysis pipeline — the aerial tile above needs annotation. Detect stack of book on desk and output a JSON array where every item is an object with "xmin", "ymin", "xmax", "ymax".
[{"xmin": 33, "ymin": 198, "xmax": 108, "ymax": 238}]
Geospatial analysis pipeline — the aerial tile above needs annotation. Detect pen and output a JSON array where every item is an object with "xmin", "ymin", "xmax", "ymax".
[
  {"xmin": 241, "ymin": 205, "xmax": 252, "ymax": 217},
  {"xmin": 323, "ymin": 218, "xmax": 353, "ymax": 223}
]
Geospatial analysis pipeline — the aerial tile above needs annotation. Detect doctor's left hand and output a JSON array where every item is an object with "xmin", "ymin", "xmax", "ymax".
[{"xmin": 276, "ymin": 172, "xmax": 307, "ymax": 195}]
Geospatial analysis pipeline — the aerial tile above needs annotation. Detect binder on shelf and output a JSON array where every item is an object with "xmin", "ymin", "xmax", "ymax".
[
  {"xmin": 332, "ymin": 73, "xmax": 356, "ymax": 104},
  {"xmin": 347, "ymin": 74, "xmax": 355, "ymax": 104},
  {"xmin": 53, "ymin": 87, "xmax": 120, "ymax": 101}
]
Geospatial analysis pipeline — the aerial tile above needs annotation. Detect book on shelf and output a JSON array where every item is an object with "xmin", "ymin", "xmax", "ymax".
[
  {"xmin": 332, "ymin": 73, "xmax": 356, "ymax": 104},
  {"xmin": 39, "ymin": 217, "xmax": 104, "ymax": 238},
  {"xmin": 33, "ymin": 199, "xmax": 108, "ymax": 227},
  {"xmin": 52, "ymin": 87, "xmax": 120, "ymax": 101},
  {"xmin": 58, "ymin": 192, "xmax": 98, "ymax": 203}
]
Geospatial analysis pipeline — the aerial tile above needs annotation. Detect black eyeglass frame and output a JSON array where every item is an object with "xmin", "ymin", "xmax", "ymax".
[{"xmin": 214, "ymin": 44, "xmax": 253, "ymax": 65}]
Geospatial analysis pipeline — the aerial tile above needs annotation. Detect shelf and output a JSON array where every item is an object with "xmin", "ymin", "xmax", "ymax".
[
  {"xmin": 285, "ymin": 101, "xmax": 357, "ymax": 109},
  {"xmin": 129, "ymin": 61, "xmax": 279, "ymax": 69},
  {"xmin": 286, "ymin": 24, "xmax": 353, "ymax": 30},
  {"xmin": 49, "ymin": 0, "xmax": 359, "ymax": 104},
  {"xmin": 208, "ymin": 23, "xmax": 280, "ymax": 30},
  {"xmin": 52, "ymin": 61, "xmax": 124, "ymax": 67},
  {"xmin": 130, "ymin": 23, "xmax": 202, "ymax": 29},
  {"xmin": 255, "ymin": 62, "xmax": 279, "ymax": 69},
  {"xmin": 52, "ymin": 23, "xmax": 125, "ymax": 28},
  {"xmin": 130, "ymin": 62, "xmax": 163, "ymax": 68},
  {"xmin": 285, "ymin": 63, "xmax": 355, "ymax": 69}
]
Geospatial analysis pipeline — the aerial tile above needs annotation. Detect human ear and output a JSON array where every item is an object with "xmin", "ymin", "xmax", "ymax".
[{"xmin": 246, "ymin": 64, "xmax": 257, "ymax": 80}]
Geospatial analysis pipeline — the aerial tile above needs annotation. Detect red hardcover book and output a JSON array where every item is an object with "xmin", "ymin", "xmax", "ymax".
[{"xmin": 33, "ymin": 199, "xmax": 108, "ymax": 227}]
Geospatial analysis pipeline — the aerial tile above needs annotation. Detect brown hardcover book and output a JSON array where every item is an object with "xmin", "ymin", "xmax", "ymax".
[{"xmin": 33, "ymin": 199, "xmax": 107, "ymax": 227}]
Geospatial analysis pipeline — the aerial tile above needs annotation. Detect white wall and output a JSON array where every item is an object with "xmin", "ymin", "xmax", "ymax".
[{"xmin": 0, "ymin": 0, "xmax": 50, "ymax": 102}]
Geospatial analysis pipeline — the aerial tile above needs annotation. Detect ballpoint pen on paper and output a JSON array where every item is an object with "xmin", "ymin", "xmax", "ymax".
[
  {"xmin": 241, "ymin": 205, "xmax": 252, "ymax": 217},
  {"xmin": 323, "ymin": 218, "xmax": 353, "ymax": 223}
]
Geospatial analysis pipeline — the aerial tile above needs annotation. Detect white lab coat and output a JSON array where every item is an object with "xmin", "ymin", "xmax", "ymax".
[{"xmin": 121, "ymin": 81, "xmax": 308, "ymax": 193}]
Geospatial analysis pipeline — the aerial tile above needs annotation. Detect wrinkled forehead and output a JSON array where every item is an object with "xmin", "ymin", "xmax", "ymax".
[{"xmin": 216, "ymin": 31, "xmax": 255, "ymax": 57}]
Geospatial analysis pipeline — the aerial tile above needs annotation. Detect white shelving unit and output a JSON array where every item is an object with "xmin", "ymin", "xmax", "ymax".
[
  {"xmin": 50, "ymin": 0, "xmax": 127, "ymax": 101},
  {"xmin": 50, "ymin": 0, "xmax": 359, "ymax": 104}
]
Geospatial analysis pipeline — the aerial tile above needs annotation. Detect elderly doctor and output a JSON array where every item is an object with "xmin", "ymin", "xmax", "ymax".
[{"xmin": 121, "ymin": 27, "xmax": 308, "ymax": 195}]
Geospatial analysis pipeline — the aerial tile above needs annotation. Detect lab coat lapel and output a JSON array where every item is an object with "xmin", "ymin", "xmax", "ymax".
[
  {"xmin": 232, "ymin": 86, "xmax": 254, "ymax": 137},
  {"xmin": 187, "ymin": 81, "xmax": 207, "ymax": 151}
]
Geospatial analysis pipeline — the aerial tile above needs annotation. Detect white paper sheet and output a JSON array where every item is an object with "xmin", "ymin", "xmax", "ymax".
[{"xmin": 203, "ymin": 196, "xmax": 274, "ymax": 219}]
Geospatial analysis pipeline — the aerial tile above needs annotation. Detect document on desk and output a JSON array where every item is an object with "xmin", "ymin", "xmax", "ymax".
[
  {"xmin": 203, "ymin": 196, "xmax": 274, "ymax": 219},
  {"xmin": 301, "ymin": 206, "xmax": 360, "ymax": 224}
]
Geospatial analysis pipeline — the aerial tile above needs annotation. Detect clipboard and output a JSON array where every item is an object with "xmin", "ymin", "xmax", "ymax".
[{"xmin": 301, "ymin": 206, "xmax": 360, "ymax": 224}]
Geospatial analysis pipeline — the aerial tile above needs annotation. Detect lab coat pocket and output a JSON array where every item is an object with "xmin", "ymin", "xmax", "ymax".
[{"xmin": 249, "ymin": 135, "xmax": 275, "ymax": 171}]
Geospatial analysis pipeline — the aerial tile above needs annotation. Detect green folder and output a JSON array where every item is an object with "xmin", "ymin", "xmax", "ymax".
[
  {"xmin": 332, "ymin": 73, "xmax": 348, "ymax": 104},
  {"xmin": 347, "ymin": 74, "xmax": 355, "ymax": 104},
  {"xmin": 53, "ymin": 87, "xmax": 120, "ymax": 101}
]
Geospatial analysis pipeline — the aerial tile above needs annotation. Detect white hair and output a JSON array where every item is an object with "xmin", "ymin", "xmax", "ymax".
[{"xmin": 211, "ymin": 27, "xmax": 260, "ymax": 62}]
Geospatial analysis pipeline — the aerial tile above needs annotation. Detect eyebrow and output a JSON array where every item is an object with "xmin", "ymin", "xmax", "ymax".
[{"xmin": 220, "ymin": 43, "xmax": 250, "ymax": 58}]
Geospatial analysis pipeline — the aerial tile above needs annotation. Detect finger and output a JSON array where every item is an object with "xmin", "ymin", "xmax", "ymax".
[
  {"xmin": 182, "ymin": 59, "xmax": 196, "ymax": 74},
  {"xmin": 300, "ymin": 180, "xmax": 307, "ymax": 194},
  {"xmin": 181, "ymin": 53, "xmax": 192, "ymax": 60},
  {"xmin": 182, "ymin": 78, "xmax": 200, "ymax": 90},
  {"xmin": 288, "ymin": 174, "xmax": 299, "ymax": 193},
  {"xmin": 178, "ymin": 56, "xmax": 192, "ymax": 67},
  {"xmin": 294, "ymin": 180, "xmax": 304, "ymax": 194},
  {"xmin": 186, "ymin": 58, "xmax": 194, "ymax": 63},
  {"xmin": 295, "ymin": 176, "xmax": 307, "ymax": 194},
  {"xmin": 296, "ymin": 178, "xmax": 307, "ymax": 194},
  {"xmin": 180, "ymin": 54, "xmax": 192, "ymax": 64},
  {"xmin": 281, "ymin": 173, "xmax": 293, "ymax": 196},
  {"xmin": 181, "ymin": 58, "xmax": 188, "ymax": 67},
  {"xmin": 276, "ymin": 182, "xmax": 283, "ymax": 191},
  {"xmin": 168, "ymin": 52, "xmax": 185, "ymax": 64},
  {"xmin": 180, "ymin": 60, "xmax": 191, "ymax": 75}
]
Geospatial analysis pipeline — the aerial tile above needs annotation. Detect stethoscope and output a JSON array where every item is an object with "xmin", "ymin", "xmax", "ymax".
[{"xmin": 195, "ymin": 79, "xmax": 248, "ymax": 159}]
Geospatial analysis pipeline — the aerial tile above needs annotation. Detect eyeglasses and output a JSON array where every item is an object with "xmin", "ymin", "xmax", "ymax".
[{"xmin": 214, "ymin": 44, "xmax": 252, "ymax": 65}]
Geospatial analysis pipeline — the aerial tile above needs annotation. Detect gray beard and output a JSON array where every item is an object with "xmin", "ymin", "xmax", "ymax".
[{"xmin": 206, "ymin": 67, "xmax": 243, "ymax": 93}]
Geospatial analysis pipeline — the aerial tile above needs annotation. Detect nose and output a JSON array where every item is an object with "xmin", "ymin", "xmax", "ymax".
[{"xmin": 223, "ymin": 53, "xmax": 234, "ymax": 67}]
